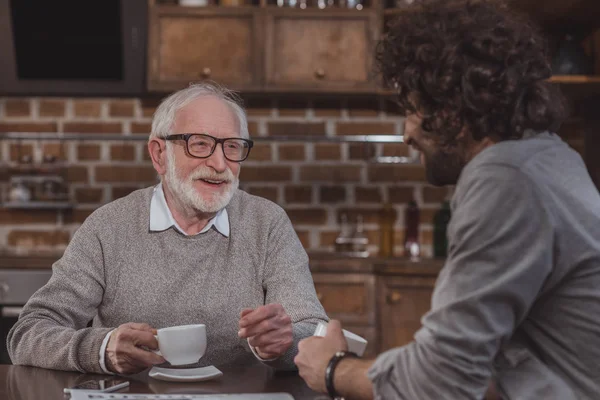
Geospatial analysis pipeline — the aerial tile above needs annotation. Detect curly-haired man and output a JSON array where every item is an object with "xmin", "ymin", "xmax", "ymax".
[{"xmin": 295, "ymin": 1, "xmax": 600, "ymax": 399}]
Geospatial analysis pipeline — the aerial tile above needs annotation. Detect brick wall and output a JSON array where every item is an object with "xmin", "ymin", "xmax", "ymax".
[{"xmin": 0, "ymin": 96, "xmax": 584, "ymax": 257}]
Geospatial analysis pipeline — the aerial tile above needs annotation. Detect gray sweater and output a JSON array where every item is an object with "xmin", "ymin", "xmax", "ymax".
[
  {"xmin": 7, "ymin": 188, "xmax": 328, "ymax": 373},
  {"xmin": 369, "ymin": 133, "xmax": 600, "ymax": 399}
]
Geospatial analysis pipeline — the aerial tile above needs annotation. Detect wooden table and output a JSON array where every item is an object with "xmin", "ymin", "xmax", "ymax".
[{"xmin": 0, "ymin": 364, "xmax": 326, "ymax": 400}]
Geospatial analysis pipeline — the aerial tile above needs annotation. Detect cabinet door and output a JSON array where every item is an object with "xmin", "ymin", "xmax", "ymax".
[
  {"xmin": 312, "ymin": 273, "xmax": 376, "ymax": 326},
  {"xmin": 265, "ymin": 10, "xmax": 379, "ymax": 92},
  {"xmin": 148, "ymin": 7, "xmax": 262, "ymax": 91},
  {"xmin": 378, "ymin": 275, "xmax": 436, "ymax": 351}
]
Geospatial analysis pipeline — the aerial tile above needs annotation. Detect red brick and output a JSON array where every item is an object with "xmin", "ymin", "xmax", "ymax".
[
  {"xmin": 422, "ymin": 186, "xmax": 450, "ymax": 203},
  {"xmin": 248, "ymin": 143, "xmax": 272, "ymax": 162},
  {"xmin": 348, "ymin": 143, "xmax": 376, "ymax": 160},
  {"xmin": 248, "ymin": 121, "xmax": 258, "ymax": 136},
  {"xmin": 63, "ymin": 122, "xmax": 122, "ymax": 134},
  {"xmin": 140, "ymin": 99, "xmax": 159, "ymax": 118},
  {"xmin": 110, "ymin": 144, "xmax": 136, "ymax": 161},
  {"xmin": 336, "ymin": 122, "xmax": 395, "ymax": 135},
  {"xmin": 109, "ymin": 100, "xmax": 136, "ymax": 117},
  {"xmin": 388, "ymin": 186, "xmax": 416, "ymax": 203},
  {"xmin": 300, "ymin": 165, "xmax": 362, "ymax": 183},
  {"xmin": 355, "ymin": 187, "xmax": 382, "ymax": 203},
  {"xmin": 295, "ymin": 230, "xmax": 310, "ymax": 248},
  {"xmin": 39, "ymin": 99, "xmax": 66, "ymax": 117},
  {"xmin": 347, "ymin": 98, "xmax": 382, "ymax": 117},
  {"xmin": 336, "ymin": 208, "xmax": 382, "ymax": 224},
  {"xmin": 246, "ymin": 186, "xmax": 278, "ymax": 203},
  {"xmin": 368, "ymin": 165, "xmax": 426, "ymax": 182},
  {"xmin": 319, "ymin": 186, "xmax": 346, "ymax": 203},
  {"xmin": 42, "ymin": 142, "xmax": 67, "ymax": 161},
  {"xmin": 75, "ymin": 187, "xmax": 104, "ymax": 204},
  {"xmin": 65, "ymin": 166, "xmax": 89, "ymax": 183},
  {"xmin": 96, "ymin": 166, "xmax": 157, "ymax": 184},
  {"xmin": 286, "ymin": 209, "xmax": 327, "ymax": 225},
  {"xmin": 4, "ymin": 99, "xmax": 31, "ymax": 117},
  {"xmin": 382, "ymin": 143, "xmax": 410, "ymax": 157},
  {"xmin": 0, "ymin": 122, "xmax": 57, "ymax": 133},
  {"xmin": 278, "ymin": 144, "xmax": 306, "ymax": 161},
  {"xmin": 77, "ymin": 144, "xmax": 101, "ymax": 161},
  {"xmin": 284, "ymin": 186, "xmax": 312, "ymax": 204},
  {"xmin": 245, "ymin": 98, "xmax": 273, "ymax": 116},
  {"xmin": 420, "ymin": 208, "xmax": 437, "ymax": 225},
  {"xmin": 64, "ymin": 209, "xmax": 95, "ymax": 224},
  {"xmin": 7, "ymin": 230, "xmax": 70, "ymax": 248},
  {"xmin": 9, "ymin": 144, "xmax": 34, "ymax": 162},
  {"xmin": 111, "ymin": 186, "xmax": 142, "ymax": 200},
  {"xmin": 314, "ymin": 144, "xmax": 341, "ymax": 161},
  {"xmin": 313, "ymin": 98, "xmax": 342, "ymax": 117},
  {"xmin": 131, "ymin": 122, "xmax": 152, "ymax": 135},
  {"xmin": 277, "ymin": 99, "xmax": 309, "ymax": 117},
  {"xmin": 73, "ymin": 99, "xmax": 103, "ymax": 118},
  {"xmin": 267, "ymin": 122, "xmax": 326, "ymax": 137},
  {"xmin": 240, "ymin": 166, "xmax": 292, "ymax": 182},
  {"xmin": 0, "ymin": 209, "xmax": 58, "ymax": 224}
]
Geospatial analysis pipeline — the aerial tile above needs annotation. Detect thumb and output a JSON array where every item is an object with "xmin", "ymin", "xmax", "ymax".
[{"xmin": 326, "ymin": 320, "xmax": 344, "ymax": 339}]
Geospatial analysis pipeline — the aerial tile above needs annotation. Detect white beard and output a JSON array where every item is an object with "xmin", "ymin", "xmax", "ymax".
[{"xmin": 164, "ymin": 147, "xmax": 239, "ymax": 214}]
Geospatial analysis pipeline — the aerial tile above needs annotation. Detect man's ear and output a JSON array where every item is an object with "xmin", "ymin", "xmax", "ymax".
[{"xmin": 148, "ymin": 138, "xmax": 167, "ymax": 176}]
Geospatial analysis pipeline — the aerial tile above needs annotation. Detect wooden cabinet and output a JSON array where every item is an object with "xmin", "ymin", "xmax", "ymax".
[
  {"xmin": 265, "ymin": 10, "xmax": 378, "ymax": 92},
  {"xmin": 309, "ymin": 254, "xmax": 441, "ymax": 356},
  {"xmin": 377, "ymin": 274, "xmax": 436, "ymax": 351},
  {"xmin": 148, "ymin": 6, "xmax": 263, "ymax": 92}
]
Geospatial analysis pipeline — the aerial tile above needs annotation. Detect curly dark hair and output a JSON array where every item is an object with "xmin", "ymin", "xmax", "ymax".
[{"xmin": 376, "ymin": 0, "xmax": 566, "ymax": 144}]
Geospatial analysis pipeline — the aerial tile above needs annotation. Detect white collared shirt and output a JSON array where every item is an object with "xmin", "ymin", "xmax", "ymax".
[{"xmin": 149, "ymin": 183, "xmax": 230, "ymax": 237}]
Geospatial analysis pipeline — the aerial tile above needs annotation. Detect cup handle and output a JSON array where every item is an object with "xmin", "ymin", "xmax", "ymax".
[{"xmin": 151, "ymin": 335, "xmax": 162, "ymax": 356}]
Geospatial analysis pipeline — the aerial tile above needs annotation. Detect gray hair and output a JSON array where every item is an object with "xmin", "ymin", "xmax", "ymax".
[{"xmin": 149, "ymin": 81, "xmax": 249, "ymax": 142}]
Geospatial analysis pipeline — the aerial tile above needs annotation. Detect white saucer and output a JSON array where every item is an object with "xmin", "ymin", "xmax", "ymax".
[{"xmin": 149, "ymin": 365, "xmax": 223, "ymax": 382}]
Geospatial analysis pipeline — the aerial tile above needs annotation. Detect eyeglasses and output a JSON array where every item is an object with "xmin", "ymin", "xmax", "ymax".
[{"xmin": 164, "ymin": 133, "xmax": 254, "ymax": 162}]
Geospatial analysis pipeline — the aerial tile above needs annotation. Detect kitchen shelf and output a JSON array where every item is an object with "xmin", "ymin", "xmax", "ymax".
[
  {"xmin": 0, "ymin": 132, "xmax": 405, "ymax": 143},
  {"xmin": 1, "ymin": 201, "xmax": 73, "ymax": 210}
]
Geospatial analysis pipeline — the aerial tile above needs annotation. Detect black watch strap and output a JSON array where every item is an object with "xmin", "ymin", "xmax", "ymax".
[{"xmin": 325, "ymin": 351, "xmax": 358, "ymax": 399}]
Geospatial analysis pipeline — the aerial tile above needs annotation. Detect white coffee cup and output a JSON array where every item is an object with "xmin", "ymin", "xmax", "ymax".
[
  {"xmin": 314, "ymin": 321, "xmax": 368, "ymax": 357},
  {"xmin": 153, "ymin": 324, "xmax": 207, "ymax": 366}
]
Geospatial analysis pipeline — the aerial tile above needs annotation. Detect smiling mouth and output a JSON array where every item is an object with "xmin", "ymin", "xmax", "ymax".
[{"xmin": 198, "ymin": 179, "xmax": 228, "ymax": 186}]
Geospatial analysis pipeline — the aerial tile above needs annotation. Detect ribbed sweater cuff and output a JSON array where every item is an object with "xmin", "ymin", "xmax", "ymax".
[{"xmin": 78, "ymin": 328, "xmax": 115, "ymax": 374}]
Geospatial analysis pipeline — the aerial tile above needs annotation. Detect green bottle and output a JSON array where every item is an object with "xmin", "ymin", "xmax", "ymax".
[{"xmin": 433, "ymin": 201, "xmax": 451, "ymax": 258}]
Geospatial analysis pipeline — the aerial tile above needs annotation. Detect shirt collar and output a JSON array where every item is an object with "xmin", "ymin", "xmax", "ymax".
[{"xmin": 149, "ymin": 183, "xmax": 230, "ymax": 237}]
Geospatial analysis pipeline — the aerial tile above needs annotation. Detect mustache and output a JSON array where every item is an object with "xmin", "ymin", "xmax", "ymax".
[{"xmin": 189, "ymin": 167, "xmax": 235, "ymax": 183}]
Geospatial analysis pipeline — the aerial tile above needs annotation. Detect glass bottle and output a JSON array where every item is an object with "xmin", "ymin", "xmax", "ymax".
[
  {"xmin": 351, "ymin": 214, "xmax": 369, "ymax": 256},
  {"xmin": 403, "ymin": 200, "xmax": 420, "ymax": 260},
  {"xmin": 379, "ymin": 203, "xmax": 396, "ymax": 257},
  {"xmin": 433, "ymin": 201, "xmax": 452, "ymax": 258}
]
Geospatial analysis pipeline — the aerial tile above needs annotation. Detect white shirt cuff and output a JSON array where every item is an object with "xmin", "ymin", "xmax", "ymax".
[
  {"xmin": 99, "ymin": 330, "xmax": 115, "ymax": 374},
  {"xmin": 247, "ymin": 338, "xmax": 278, "ymax": 362}
]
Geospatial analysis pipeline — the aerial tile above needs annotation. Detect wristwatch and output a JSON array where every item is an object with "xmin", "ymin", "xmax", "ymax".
[{"xmin": 325, "ymin": 351, "xmax": 358, "ymax": 400}]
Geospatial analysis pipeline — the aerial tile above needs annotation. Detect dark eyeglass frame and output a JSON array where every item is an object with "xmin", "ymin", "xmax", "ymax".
[{"xmin": 164, "ymin": 133, "xmax": 254, "ymax": 162}]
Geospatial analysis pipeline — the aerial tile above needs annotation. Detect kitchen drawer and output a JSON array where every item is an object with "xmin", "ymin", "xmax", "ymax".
[
  {"xmin": 312, "ymin": 273, "xmax": 376, "ymax": 326},
  {"xmin": 0, "ymin": 270, "xmax": 52, "ymax": 305}
]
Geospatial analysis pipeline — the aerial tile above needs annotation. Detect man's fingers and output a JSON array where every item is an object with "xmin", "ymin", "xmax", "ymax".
[
  {"xmin": 129, "ymin": 345, "xmax": 165, "ymax": 366},
  {"xmin": 239, "ymin": 304, "xmax": 282, "ymax": 328},
  {"xmin": 240, "ymin": 308, "xmax": 254, "ymax": 318},
  {"xmin": 126, "ymin": 322, "xmax": 156, "ymax": 333},
  {"xmin": 248, "ymin": 326, "xmax": 292, "ymax": 349}
]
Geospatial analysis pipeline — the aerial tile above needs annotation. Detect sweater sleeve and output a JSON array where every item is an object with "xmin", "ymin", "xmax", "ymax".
[
  {"xmin": 259, "ymin": 208, "xmax": 329, "ymax": 370},
  {"xmin": 368, "ymin": 166, "xmax": 554, "ymax": 399},
  {"xmin": 7, "ymin": 217, "xmax": 113, "ymax": 373}
]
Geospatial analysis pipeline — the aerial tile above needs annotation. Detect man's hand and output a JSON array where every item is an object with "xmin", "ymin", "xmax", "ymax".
[
  {"xmin": 238, "ymin": 304, "xmax": 293, "ymax": 359},
  {"xmin": 105, "ymin": 322, "xmax": 165, "ymax": 374},
  {"xmin": 294, "ymin": 320, "xmax": 347, "ymax": 393}
]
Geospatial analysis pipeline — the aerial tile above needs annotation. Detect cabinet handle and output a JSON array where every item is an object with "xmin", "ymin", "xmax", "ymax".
[
  {"xmin": 317, "ymin": 292, "xmax": 324, "ymax": 302},
  {"xmin": 200, "ymin": 67, "xmax": 212, "ymax": 79},
  {"xmin": 387, "ymin": 291, "xmax": 403, "ymax": 304},
  {"xmin": 314, "ymin": 68, "xmax": 326, "ymax": 79}
]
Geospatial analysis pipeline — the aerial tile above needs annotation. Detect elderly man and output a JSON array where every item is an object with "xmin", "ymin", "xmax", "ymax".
[
  {"xmin": 295, "ymin": 1, "xmax": 600, "ymax": 399},
  {"xmin": 8, "ymin": 82, "xmax": 328, "ymax": 374}
]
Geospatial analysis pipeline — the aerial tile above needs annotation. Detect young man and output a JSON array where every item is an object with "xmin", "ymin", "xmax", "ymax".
[{"xmin": 295, "ymin": 1, "xmax": 600, "ymax": 399}]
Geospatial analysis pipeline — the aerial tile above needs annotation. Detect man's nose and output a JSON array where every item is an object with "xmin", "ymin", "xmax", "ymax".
[{"xmin": 205, "ymin": 143, "xmax": 227, "ymax": 172}]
